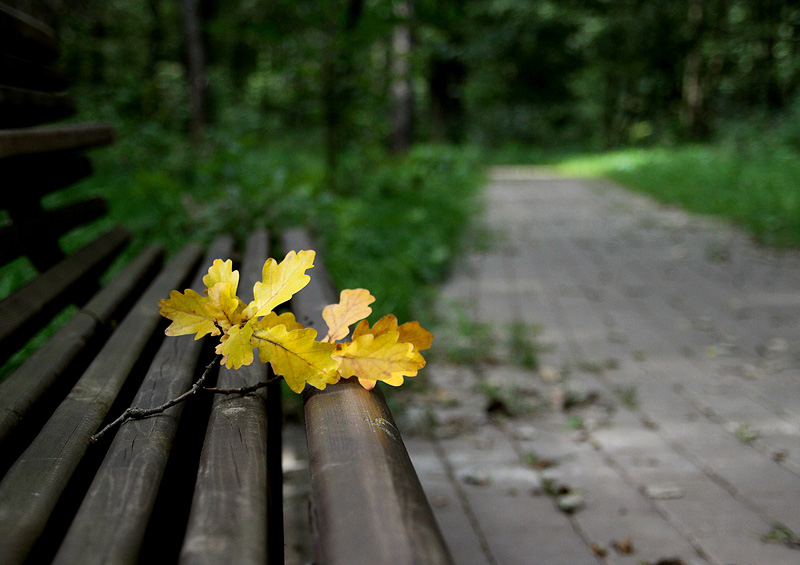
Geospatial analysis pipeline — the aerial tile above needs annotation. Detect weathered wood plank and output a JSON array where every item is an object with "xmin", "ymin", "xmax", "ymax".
[
  {"xmin": 0, "ymin": 244, "xmax": 203, "ymax": 565},
  {"xmin": 52, "ymin": 238, "xmax": 233, "ymax": 565},
  {"xmin": 283, "ymin": 228, "xmax": 453, "ymax": 565},
  {"xmin": 0, "ymin": 246, "xmax": 164, "ymax": 450},
  {"xmin": 0, "ymin": 53, "xmax": 69, "ymax": 91},
  {"xmin": 0, "ymin": 123, "xmax": 114, "ymax": 159},
  {"xmin": 180, "ymin": 229, "xmax": 283, "ymax": 565},
  {"xmin": 0, "ymin": 197, "xmax": 108, "ymax": 267},
  {"xmin": 0, "ymin": 225, "xmax": 131, "ymax": 367},
  {"xmin": 0, "ymin": 85, "xmax": 75, "ymax": 127},
  {"xmin": 0, "ymin": 2, "xmax": 59, "ymax": 64}
]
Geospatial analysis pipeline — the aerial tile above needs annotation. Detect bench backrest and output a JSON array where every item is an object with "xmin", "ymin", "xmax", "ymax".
[{"xmin": 0, "ymin": 2, "xmax": 125, "ymax": 368}]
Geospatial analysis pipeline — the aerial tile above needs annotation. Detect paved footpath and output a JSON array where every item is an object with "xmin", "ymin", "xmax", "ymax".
[{"xmin": 401, "ymin": 167, "xmax": 800, "ymax": 565}]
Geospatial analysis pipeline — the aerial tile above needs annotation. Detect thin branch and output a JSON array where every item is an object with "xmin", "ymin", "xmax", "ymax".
[{"xmin": 90, "ymin": 354, "xmax": 221, "ymax": 443}]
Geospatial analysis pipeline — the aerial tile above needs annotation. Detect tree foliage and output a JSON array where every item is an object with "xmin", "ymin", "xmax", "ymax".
[{"xmin": 13, "ymin": 0, "xmax": 800, "ymax": 150}]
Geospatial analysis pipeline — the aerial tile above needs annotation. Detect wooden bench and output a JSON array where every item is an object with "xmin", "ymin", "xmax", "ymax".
[{"xmin": 0, "ymin": 4, "xmax": 451, "ymax": 563}]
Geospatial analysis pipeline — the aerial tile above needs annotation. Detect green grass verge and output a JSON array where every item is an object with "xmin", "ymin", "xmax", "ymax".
[{"xmin": 549, "ymin": 145, "xmax": 800, "ymax": 248}]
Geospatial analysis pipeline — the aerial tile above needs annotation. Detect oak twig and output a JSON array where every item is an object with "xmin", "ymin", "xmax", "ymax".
[
  {"xmin": 202, "ymin": 375, "xmax": 283, "ymax": 396},
  {"xmin": 90, "ymin": 353, "xmax": 287, "ymax": 444},
  {"xmin": 90, "ymin": 355, "xmax": 222, "ymax": 443}
]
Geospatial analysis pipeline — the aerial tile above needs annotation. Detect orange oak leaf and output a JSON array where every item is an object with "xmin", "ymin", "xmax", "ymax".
[
  {"xmin": 352, "ymin": 314, "xmax": 433, "ymax": 352},
  {"xmin": 334, "ymin": 329, "xmax": 425, "ymax": 390},
  {"xmin": 322, "ymin": 288, "xmax": 375, "ymax": 342}
]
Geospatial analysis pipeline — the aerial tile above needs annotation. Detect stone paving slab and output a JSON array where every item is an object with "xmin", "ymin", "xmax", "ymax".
[{"xmin": 403, "ymin": 168, "xmax": 800, "ymax": 565}]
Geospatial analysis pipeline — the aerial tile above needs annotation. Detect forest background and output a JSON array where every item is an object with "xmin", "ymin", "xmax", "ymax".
[{"xmin": 3, "ymin": 0, "xmax": 800, "ymax": 365}]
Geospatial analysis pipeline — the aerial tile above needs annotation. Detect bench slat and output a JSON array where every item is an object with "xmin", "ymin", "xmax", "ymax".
[
  {"xmin": 0, "ymin": 244, "xmax": 203, "ymax": 565},
  {"xmin": 180, "ymin": 229, "xmax": 283, "ymax": 565},
  {"xmin": 52, "ymin": 238, "xmax": 234, "ymax": 565},
  {"xmin": 0, "ymin": 197, "xmax": 108, "ymax": 267},
  {"xmin": 0, "ymin": 123, "xmax": 114, "ymax": 159},
  {"xmin": 0, "ymin": 53, "xmax": 69, "ymax": 91},
  {"xmin": 283, "ymin": 228, "xmax": 453, "ymax": 565},
  {"xmin": 0, "ymin": 3, "xmax": 59, "ymax": 64},
  {"xmin": 0, "ymin": 246, "xmax": 164, "ymax": 451},
  {"xmin": 0, "ymin": 225, "xmax": 131, "ymax": 367},
  {"xmin": 0, "ymin": 85, "xmax": 75, "ymax": 127}
]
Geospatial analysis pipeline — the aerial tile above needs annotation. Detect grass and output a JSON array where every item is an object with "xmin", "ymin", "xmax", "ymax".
[
  {"xmin": 432, "ymin": 304, "xmax": 497, "ymax": 365},
  {"xmin": 548, "ymin": 144, "xmax": 800, "ymax": 248},
  {"xmin": 762, "ymin": 523, "xmax": 800, "ymax": 548},
  {"xmin": 614, "ymin": 385, "xmax": 639, "ymax": 409},
  {"xmin": 507, "ymin": 321, "xmax": 544, "ymax": 370},
  {"xmin": 734, "ymin": 423, "xmax": 759, "ymax": 444}
]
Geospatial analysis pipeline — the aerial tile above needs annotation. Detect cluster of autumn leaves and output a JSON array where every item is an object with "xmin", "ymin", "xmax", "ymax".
[{"xmin": 158, "ymin": 251, "xmax": 432, "ymax": 393}]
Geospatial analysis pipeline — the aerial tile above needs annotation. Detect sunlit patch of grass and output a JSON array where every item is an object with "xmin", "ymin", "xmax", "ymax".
[{"xmin": 551, "ymin": 145, "xmax": 800, "ymax": 248}]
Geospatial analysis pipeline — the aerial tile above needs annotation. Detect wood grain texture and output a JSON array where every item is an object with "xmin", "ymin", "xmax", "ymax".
[
  {"xmin": 0, "ymin": 123, "xmax": 114, "ymax": 159},
  {"xmin": 0, "ymin": 2, "xmax": 59, "ymax": 63},
  {"xmin": 0, "ymin": 246, "xmax": 164, "ymax": 449},
  {"xmin": 180, "ymin": 229, "xmax": 282, "ymax": 565},
  {"xmin": 283, "ymin": 228, "xmax": 453, "ymax": 565},
  {"xmin": 0, "ymin": 84, "xmax": 75, "ymax": 127},
  {"xmin": 0, "ymin": 244, "xmax": 202, "ymax": 565},
  {"xmin": 52, "ymin": 238, "xmax": 233, "ymax": 565},
  {"xmin": 0, "ymin": 197, "xmax": 107, "ymax": 266},
  {"xmin": 0, "ymin": 53, "xmax": 69, "ymax": 91},
  {"xmin": 0, "ymin": 225, "xmax": 131, "ymax": 366}
]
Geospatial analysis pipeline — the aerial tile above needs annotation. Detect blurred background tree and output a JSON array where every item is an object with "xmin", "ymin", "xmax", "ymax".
[{"xmin": 8, "ymin": 0, "xmax": 799, "ymax": 152}]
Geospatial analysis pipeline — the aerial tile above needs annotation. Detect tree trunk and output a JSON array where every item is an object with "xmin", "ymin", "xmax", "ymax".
[
  {"xmin": 146, "ymin": 0, "xmax": 162, "ymax": 77},
  {"xmin": 681, "ymin": 0, "xmax": 709, "ymax": 139},
  {"xmin": 429, "ymin": 56, "xmax": 465, "ymax": 142},
  {"xmin": 322, "ymin": 0, "xmax": 363, "ymax": 189},
  {"xmin": 181, "ymin": 0, "xmax": 207, "ymax": 143},
  {"xmin": 390, "ymin": 0, "xmax": 414, "ymax": 154}
]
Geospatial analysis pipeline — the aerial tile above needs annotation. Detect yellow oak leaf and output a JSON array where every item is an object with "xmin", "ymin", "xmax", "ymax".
[
  {"xmin": 352, "ymin": 315, "xmax": 433, "ymax": 352},
  {"xmin": 250, "ymin": 322, "xmax": 339, "ymax": 393},
  {"xmin": 245, "ymin": 250, "xmax": 316, "ymax": 319},
  {"xmin": 217, "ymin": 322, "xmax": 255, "ymax": 369},
  {"xmin": 260, "ymin": 310, "xmax": 304, "ymax": 331},
  {"xmin": 202, "ymin": 259, "xmax": 239, "ymax": 298},
  {"xmin": 206, "ymin": 282, "xmax": 246, "ymax": 330},
  {"xmin": 216, "ymin": 312, "xmax": 305, "ymax": 370},
  {"xmin": 322, "ymin": 288, "xmax": 375, "ymax": 342},
  {"xmin": 334, "ymin": 330, "xmax": 425, "ymax": 389},
  {"xmin": 158, "ymin": 289, "xmax": 219, "ymax": 339}
]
